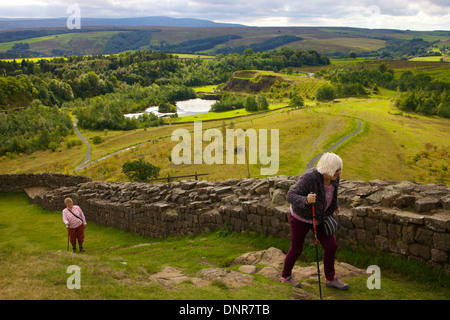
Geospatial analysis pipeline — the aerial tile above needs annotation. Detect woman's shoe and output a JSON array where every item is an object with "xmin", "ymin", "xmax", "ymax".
[
  {"xmin": 325, "ymin": 277, "xmax": 349, "ymax": 290},
  {"xmin": 281, "ymin": 276, "xmax": 302, "ymax": 288}
]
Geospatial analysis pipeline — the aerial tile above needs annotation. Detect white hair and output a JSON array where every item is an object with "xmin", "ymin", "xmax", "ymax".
[{"xmin": 316, "ymin": 153, "xmax": 343, "ymax": 176}]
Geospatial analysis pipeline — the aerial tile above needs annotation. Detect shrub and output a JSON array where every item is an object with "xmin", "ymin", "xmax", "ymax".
[
  {"xmin": 92, "ymin": 136, "xmax": 103, "ymax": 144},
  {"xmin": 289, "ymin": 95, "xmax": 304, "ymax": 108},
  {"xmin": 122, "ymin": 158, "xmax": 160, "ymax": 181},
  {"xmin": 66, "ymin": 138, "xmax": 82, "ymax": 149},
  {"xmin": 315, "ymin": 85, "xmax": 336, "ymax": 101}
]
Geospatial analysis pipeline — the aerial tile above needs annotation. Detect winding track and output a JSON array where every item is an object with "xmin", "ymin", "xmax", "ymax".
[
  {"xmin": 72, "ymin": 118, "xmax": 92, "ymax": 172},
  {"xmin": 305, "ymin": 118, "xmax": 362, "ymax": 169},
  {"xmin": 72, "ymin": 111, "xmax": 363, "ymax": 174}
]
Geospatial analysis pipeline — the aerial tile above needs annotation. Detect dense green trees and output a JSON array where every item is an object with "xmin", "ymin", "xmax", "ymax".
[
  {"xmin": 210, "ymin": 93, "xmax": 269, "ymax": 113},
  {"xmin": 0, "ymin": 76, "xmax": 35, "ymax": 109},
  {"xmin": 216, "ymin": 36, "xmax": 304, "ymax": 56},
  {"xmin": 395, "ymin": 90, "xmax": 449, "ymax": 117},
  {"xmin": 210, "ymin": 93, "xmax": 245, "ymax": 112},
  {"xmin": 0, "ymin": 49, "xmax": 329, "ymax": 111},
  {"xmin": 317, "ymin": 66, "xmax": 449, "ymax": 117},
  {"xmin": 0, "ymin": 103, "xmax": 72, "ymax": 156},
  {"xmin": 68, "ymin": 83, "xmax": 195, "ymax": 130}
]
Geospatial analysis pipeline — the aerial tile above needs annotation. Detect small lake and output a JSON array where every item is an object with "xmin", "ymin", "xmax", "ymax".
[{"xmin": 124, "ymin": 98, "xmax": 217, "ymax": 119}]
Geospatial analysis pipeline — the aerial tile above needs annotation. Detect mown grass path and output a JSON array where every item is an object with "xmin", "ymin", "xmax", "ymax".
[
  {"xmin": 73, "ymin": 118, "xmax": 92, "ymax": 172},
  {"xmin": 306, "ymin": 118, "xmax": 362, "ymax": 169}
]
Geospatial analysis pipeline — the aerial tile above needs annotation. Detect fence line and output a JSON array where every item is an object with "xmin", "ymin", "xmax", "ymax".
[{"xmin": 148, "ymin": 172, "xmax": 209, "ymax": 183}]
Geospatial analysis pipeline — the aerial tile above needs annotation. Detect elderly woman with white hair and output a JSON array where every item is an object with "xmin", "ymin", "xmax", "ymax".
[{"xmin": 281, "ymin": 152, "xmax": 349, "ymax": 290}]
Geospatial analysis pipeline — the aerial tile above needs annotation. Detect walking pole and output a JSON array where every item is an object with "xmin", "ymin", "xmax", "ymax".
[{"xmin": 310, "ymin": 193, "xmax": 323, "ymax": 300}]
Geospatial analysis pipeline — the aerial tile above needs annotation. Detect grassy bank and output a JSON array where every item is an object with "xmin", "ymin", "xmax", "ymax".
[{"xmin": 0, "ymin": 193, "xmax": 448, "ymax": 300}]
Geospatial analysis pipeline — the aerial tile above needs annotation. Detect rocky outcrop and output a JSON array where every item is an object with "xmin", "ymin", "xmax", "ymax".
[
  {"xmin": 0, "ymin": 173, "xmax": 449, "ymax": 272},
  {"xmin": 147, "ymin": 247, "xmax": 366, "ymax": 299},
  {"xmin": 223, "ymin": 71, "xmax": 288, "ymax": 93}
]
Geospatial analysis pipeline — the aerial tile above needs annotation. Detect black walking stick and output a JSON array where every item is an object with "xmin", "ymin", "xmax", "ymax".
[{"xmin": 310, "ymin": 193, "xmax": 323, "ymax": 300}]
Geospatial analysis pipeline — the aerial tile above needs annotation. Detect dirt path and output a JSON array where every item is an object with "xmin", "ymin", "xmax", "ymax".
[
  {"xmin": 306, "ymin": 118, "xmax": 362, "ymax": 169},
  {"xmin": 72, "ymin": 107, "xmax": 290, "ymax": 172},
  {"xmin": 73, "ymin": 118, "xmax": 92, "ymax": 172},
  {"xmin": 72, "ymin": 107, "xmax": 362, "ymax": 173}
]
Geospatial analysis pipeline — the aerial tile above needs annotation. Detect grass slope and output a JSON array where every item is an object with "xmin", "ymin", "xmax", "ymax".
[
  {"xmin": 0, "ymin": 78, "xmax": 448, "ymax": 184},
  {"xmin": 0, "ymin": 193, "xmax": 448, "ymax": 301}
]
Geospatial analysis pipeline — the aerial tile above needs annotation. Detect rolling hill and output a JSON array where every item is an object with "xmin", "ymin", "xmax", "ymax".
[
  {"xmin": 0, "ymin": 17, "xmax": 449, "ymax": 59},
  {"xmin": 0, "ymin": 16, "xmax": 245, "ymax": 29}
]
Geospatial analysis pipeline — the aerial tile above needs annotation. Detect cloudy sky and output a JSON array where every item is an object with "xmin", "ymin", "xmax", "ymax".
[{"xmin": 0, "ymin": 0, "xmax": 449, "ymax": 31}]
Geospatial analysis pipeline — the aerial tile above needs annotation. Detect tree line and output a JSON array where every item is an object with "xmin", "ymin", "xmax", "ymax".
[
  {"xmin": 0, "ymin": 103, "xmax": 73, "ymax": 156},
  {"xmin": 210, "ymin": 92, "xmax": 269, "ymax": 112},
  {"xmin": 0, "ymin": 48, "xmax": 329, "ymax": 110},
  {"xmin": 315, "ymin": 65, "xmax": 449, "ymax": 118},
  {"xmin": 0, "ymin": 48, "xmax": 330, "ymax": 155}
]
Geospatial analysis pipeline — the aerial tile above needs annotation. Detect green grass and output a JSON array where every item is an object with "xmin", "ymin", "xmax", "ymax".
[
  {"xmin": 409, "ymin": 56, "xmax": 446, "ymax": 62},
  {"xmin": 0, "ymin": 31, "xmax": 121, "ymax": 56},
  {"xmin": 311, "ymin": 90, "xmax": 450, "ymax": 184},
  {"xmin": 0, "ymin": 192, "xmax": 448, "ymax": 300},
  {"xmin": 192, "ymin": 85, "xmax": 218, "ymax": 93},
  {"xmin": 2, "ymin": 84, "xmax": 448, "ymax": 185},
  {"xmin": 174, "ymin": 53, "xmax": 215, "ymax": 60}
]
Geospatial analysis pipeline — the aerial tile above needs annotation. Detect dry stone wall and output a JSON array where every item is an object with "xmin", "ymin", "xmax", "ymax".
[
  {"xmin": 0, "ymin": 173, "xmax": 91, "ymax": 192},
  {"xmin": 1, "ymin": 173, "xmax": 449, "ymax": 272}
]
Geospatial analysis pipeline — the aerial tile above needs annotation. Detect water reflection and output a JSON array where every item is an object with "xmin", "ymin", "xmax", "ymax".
[{"xmin": 124, "ymin": 98, "xmax": 216, "ymax": 119}]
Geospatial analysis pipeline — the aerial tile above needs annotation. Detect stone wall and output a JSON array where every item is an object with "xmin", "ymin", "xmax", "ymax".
[
  {"xmin": 0, "ymin": 173, "xmax": 91, "ymax": 193},
  {"xmin": 1, "ymin": 173, "xmax": 449, "ymax": 272}
]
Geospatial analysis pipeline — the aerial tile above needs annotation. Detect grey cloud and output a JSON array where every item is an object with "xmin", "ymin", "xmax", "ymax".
[{"xmin": 0, "ymin": 0, "xmax": 448, "ymax": 30}]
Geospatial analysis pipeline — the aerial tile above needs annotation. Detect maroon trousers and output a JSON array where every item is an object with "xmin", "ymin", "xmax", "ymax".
[
  {"xmin": 68, "ymin": 225, "xmax": 85, "ymax": 246},
  {"xmin": 282, "ymin": 214, "xmax": 337, "ymax": 281}
]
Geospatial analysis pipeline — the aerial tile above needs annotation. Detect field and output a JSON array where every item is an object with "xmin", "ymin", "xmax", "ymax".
[
  {"xmin": 0, "ymin": 31, "xmax": 122, "ymax": 56},
  {"xmin": 0, "ymin": 193, "xmax": 448, "ymax": 301},
  {"xmin": 1, "ymin": 37, "xmax": 450, "ymax": 303},
  {"xmin": 1, "ymin": 61, "xmax": 449, "ymax": 185},
  {"xmin": 1, "ymin": 26, "xmax": 449, "ymax": 58}
]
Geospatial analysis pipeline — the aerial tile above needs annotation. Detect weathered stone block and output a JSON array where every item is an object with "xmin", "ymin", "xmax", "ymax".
[
  {"xmin": 352, "ymin": 216, "xmax": 364, "ymax": 229},
  {"xmin": 352, "ymin": 206, "xmax": 368, "ymax": 216},
  {"xmin": 431, "ymin": 249, "xmax": 448, "ymax": 262},
  {"xmin": 414, "ymin": 227, "xmax": 434, "ymax": 246},
  {"xmin": 395, "ymin": 195, "xmax": 417, "ymax": 209},
  {"xmin": 402, "ymin": 225, "xmax": 416, "ymax": 244},
  {"xmin": 337, "ymin": 211, "xmax": 353, "ymax": 229},
  {"xmin": 271, "ymin": 189, "xmax": 287, "ymax": 205},
  {"xmin": 409, "ymin": 243, "xmax": 431, "ymax": 260},
  {"xmin": 364, "ymin": 217, "xmax": 379, "ymax": 234},
  {"xmin": 394, "ymin": 211, "xmax": 424, "ymax": 225},
  {"xmin": 379, "ymin": 209, "xmax": 396, "ymax": 222},
  {"xmin": 442, "ymin": 196, "xmax": 450, "ymax": 211},
  {"xmin": 396, "ymin": 240, "xmax": 409, "ymax": 256},
  {"xmin": 375, "ymin": 235, "xmax": 390, "ymax": 251},
  {"xmin": 247, "ymin": 214, "xmax": 261, "ymax": 224},
  {"xmin": 415, "ymin": 197, "xmax": 440, "ymax": 213},
  {"xmin": 272, "ymin": 206, "xmax": 289, "ymax": 222},
  {"xmin": 388, "ymin": 223, "xmax": 402, "ymax": 240},
  {"xmin": 424, "ymin": 213, "xmax": 450, "ymax": 233},
  {"xmin": 380, "ymin": 190, "xmax": 401, "ymax": 207},
  {"xmin": 378, "ymin": 221, "xmax": 388, "ymax": 237},
  {"xmin": 433, "ymin": 232, "xmax": 450, "ymax": 252}
]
